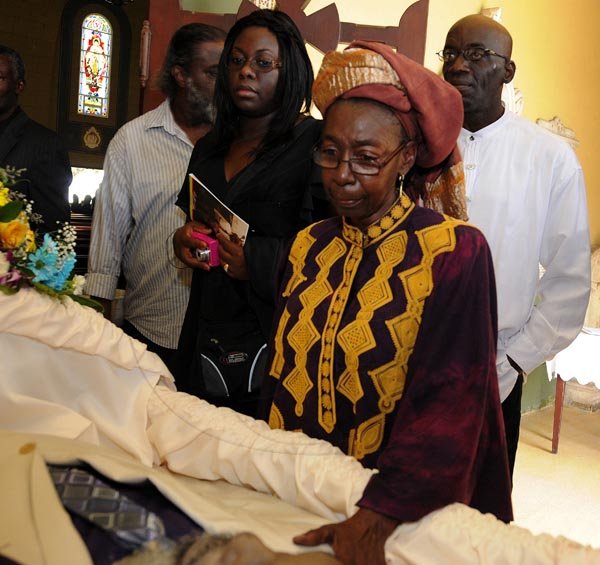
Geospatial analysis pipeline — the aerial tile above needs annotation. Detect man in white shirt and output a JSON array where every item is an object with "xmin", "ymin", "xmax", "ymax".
[
  {"xmin": 86, "ymin": 24, "xmax": 225, "ymax": 371},
  {"xmin": 440, "ymin": 14, "xmax": 590, "ymax": 477}
]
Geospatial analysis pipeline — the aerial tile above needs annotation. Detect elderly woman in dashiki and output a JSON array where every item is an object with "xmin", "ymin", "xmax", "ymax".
[{"xmin": 260, "ymin": 41, "xmax": 513, "ymax": 564}]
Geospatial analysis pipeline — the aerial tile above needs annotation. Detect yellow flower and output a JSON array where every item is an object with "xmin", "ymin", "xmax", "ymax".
[
  {"xmin": 24, "ymin": 229, "xmax": 36, "ymax": 252},
  {"xmin": 0, "ymin": 187, "xmax": 10, "ymax": 207},
  {"xmin": 0, "ymin": 219, "xmax": 29, "ymax": 249},
  {"xmin": 17, "ymin": 211, "xmax": 30, "ymax": 224}
]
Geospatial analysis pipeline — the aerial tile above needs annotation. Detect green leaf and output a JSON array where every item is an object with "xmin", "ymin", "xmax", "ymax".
[
  {"xmin": 0, "ymin": 200, "xmax": 24, "ymax": 222},
  {"xmin": 0, "ymin": 284, "xmax": 18, "ymax": 295},
  {"xmin": 31, "ymin": 282, "xmax": 61, "ymax": 298},
  {"xmin": 70, "ymin": 294, "xmax": 104, "ymax": 312}
]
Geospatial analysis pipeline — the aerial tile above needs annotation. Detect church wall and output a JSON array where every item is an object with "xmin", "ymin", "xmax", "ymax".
[
  {"xmin": 0, "ymin": 0, "xmax": 149, "ymax": 167},
  {"xmin": 498, "ymin": 0, "xmax": 599, "ymax": 250},
  {"xmin": 0, "ymin": 0, "xmax": 66, "ymax": 130}
]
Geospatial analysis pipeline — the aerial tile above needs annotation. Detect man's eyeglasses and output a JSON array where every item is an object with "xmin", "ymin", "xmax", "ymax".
[
  {"xmin": 227, "ymin": 55, "xmax": 282, "ymax": 73},
  {"xmin": 436, "ymin": 47, "xmax": 509, "ymax": 64},
  {"xmin": 313, "ymin": 142, "xmax": 407, "ymax": 176}
]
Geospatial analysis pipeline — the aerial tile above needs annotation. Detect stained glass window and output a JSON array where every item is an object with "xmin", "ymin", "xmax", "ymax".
[{"xmin": 78, "ymin": 14, "xmax": 112, "ymax": 118}]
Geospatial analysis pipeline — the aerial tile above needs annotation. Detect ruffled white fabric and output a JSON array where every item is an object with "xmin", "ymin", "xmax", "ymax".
[
  {"xmin": 147, "ymin": 386, "xmax": 372, "ymax": 521},
  {"xmin": 0, "ymin": 289, "xmax": 173, "ymax": 466},
  {"xmin": 387, "ymin": 503, "xmax": 600, "ymax": 564},
  {"xmin": 0, "ymin": 288, "xmax": 173, "ymax": 376},
  {"xmin": 2, "ymin": 288, "xmax": 600, "ymax": 563}
]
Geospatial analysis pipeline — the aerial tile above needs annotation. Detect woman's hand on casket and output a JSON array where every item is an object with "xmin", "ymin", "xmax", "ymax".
[
  {"xmin": 173, "ymin": 221, "xmax": 212, "ymax": 271},
  {"xmin": 293, "ymin": 507, "xmax": 398, "ymax": 565}
]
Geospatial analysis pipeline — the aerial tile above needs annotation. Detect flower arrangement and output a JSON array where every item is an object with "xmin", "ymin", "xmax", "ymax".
[{"xmin": 0, "ymin": 166, "xmax": 101, "ymax": 310}]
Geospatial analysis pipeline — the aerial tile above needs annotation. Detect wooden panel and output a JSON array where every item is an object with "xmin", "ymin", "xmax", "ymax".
[
  {"xmin": 144, "ymin": 0, "xmax": 429, "ymax": 112},
  {"xmin": 71, "ymin": 212, "xmax": 93, "ymax": 275}
]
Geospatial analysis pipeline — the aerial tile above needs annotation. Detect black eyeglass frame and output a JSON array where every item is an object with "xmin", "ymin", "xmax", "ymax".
[
  {"xmin": 226, "ymin": 55, "xmax": 283, "ymax": 74},
  {"xmin": 313, "ymin": 142, "xmax": 408, "ymax": 176},
  {"xmin": 436, "ymin": 47, "xmax": 510, "ymax": 64}
]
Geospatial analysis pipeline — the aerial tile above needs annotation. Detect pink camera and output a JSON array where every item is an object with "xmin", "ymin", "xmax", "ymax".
[{"xmin": 191, "ymin": 231, "xmax": 220, "ymax": 267}]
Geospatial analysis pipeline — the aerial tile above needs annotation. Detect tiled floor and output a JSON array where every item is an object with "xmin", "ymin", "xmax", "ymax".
[{"xmin": 513, "ymin": 405, "xmax": 600, "ymax": 548}]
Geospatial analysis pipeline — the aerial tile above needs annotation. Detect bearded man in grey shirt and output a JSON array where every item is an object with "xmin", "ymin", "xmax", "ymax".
[{"xmin": 86, "ymin": 24, "xmax": 225, "ymax": 371}]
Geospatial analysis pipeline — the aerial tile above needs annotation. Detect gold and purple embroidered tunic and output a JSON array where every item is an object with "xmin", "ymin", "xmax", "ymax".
[{"xmin": 264, "ymin": 194, "xmax": 513, "ymax": 523}]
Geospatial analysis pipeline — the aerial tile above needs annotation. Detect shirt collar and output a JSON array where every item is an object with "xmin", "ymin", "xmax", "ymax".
[
  {"xmin": 460, "ymin": 108, "xmax": 514, "ymax": 141},
  {"xmin": 144, "ymin": 99, "xmax": 193, "ymax": 147}
]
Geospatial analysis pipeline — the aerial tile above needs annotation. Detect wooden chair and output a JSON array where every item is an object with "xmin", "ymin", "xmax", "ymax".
[{"xmin": 551, "ymin": 375, "xmax": 566, "ymax": 454}]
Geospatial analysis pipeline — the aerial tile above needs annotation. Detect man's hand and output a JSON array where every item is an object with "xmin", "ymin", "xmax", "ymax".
[
  {"xmin": 173, "ymin": 221, "xmax": 212, "ymax": 270},
  {"xmin": 293, "ymin": 507, "xmax": 399, "ymax": 565}
]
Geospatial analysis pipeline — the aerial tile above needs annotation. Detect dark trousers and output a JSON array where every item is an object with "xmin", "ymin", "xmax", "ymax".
[
  {"xmin": 122, "ymin": 320, "xmax": 178, "ymax": 376},
  {"xmin": 501, "ymin": 374, "xmax": 523, "ymax": 484}
]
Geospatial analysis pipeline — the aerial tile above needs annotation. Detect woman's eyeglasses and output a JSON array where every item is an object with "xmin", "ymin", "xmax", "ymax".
[
  {"xmin": 313, "ymin": 143, "xmax": 407, "ymax": 176},
  {"xmin": 227, "ymin": 55, "xmax": 282, "ymax": 73}
]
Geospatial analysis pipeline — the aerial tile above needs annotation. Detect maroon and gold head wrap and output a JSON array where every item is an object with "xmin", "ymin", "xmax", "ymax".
[{"xmin": 313, "ymin": 40, "xmax": 467, "ymax": 220}]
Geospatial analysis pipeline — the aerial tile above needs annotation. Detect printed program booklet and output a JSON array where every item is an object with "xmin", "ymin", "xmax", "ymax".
[{"xmin": 188, "ymin": 173, "xmax": 249, "ymax": 245}]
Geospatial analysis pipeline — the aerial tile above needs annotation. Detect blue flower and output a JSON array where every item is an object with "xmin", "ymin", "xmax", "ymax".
[
  {"xmin": 27, "ymin": 233, "xmax": 59, "ymax": 285},
  {"xmin": 45, "ymin": 253, "xmax": 76, "ymax": 291}
]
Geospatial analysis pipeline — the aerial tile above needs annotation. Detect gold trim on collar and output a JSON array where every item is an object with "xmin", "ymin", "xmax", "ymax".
[{"xmin": 342, "ymin": 193, "xmax": 414, "ymax": 248}]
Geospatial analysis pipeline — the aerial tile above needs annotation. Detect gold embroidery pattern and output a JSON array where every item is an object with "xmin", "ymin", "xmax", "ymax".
[
  {"xmin": 314, "ymin": 240, "xmax": 357, "ymax": 432},
  {"xmin": 283, "ymin": 229, "xmax": 315, "ymax": 297},
  {"xmin": 316, "ymin": 197, "xmax": 412, "ymax": 433},
  {"xmin": 270, "ymin": 308, "xmax": 290, "ymax": 379},
  {"xmin": 282, "ymin": 238, "xmax": 346, "ymax": 418},
  {"xmin": 349, "ymin": 413, "xmax": 386, "ymax": 460},
  {"xmin": 268, "ymin": 404, "xmax": 284, "ymax": 430},
  {"xmin": 369, "ymin": 220, "xmax": 459, "ymax": 420},
  {"xmin": 324, "ymin": 246, "xmax": 363, "ymax": 415},
  {"xmin": 337, "ymin": 231, "xmax": 408, "ymax": 411},
  {"xmin": 342, "ymin": 194, "xmax": 414, "ymax": 248}
]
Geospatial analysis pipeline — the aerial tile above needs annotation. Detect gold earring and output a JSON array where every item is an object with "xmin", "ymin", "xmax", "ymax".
[{"xmin": 398, "ymin": 174, "xmax": 404, "ymax": 199}]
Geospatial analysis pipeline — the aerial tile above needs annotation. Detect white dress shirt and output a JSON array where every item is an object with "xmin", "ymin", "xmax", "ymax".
[
  {"xmin": 459, "ymin": 110, "xmax": 591, "ymax": 401},
  {"xmin": 86, "ymin": 100, "xmax": 193, "ymax": 348}
]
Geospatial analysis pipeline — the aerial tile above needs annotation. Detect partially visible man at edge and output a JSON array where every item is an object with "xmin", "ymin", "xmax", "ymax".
[
  {"xmin": 440, "ymin": 14, "xmax": 591, "ymax": 478},
  {"xmin": 0, "ymin": 44, "xmax": 71, "ymax": 234},
  {"xmin": 86, "ymin": 24, "xmax": 226, "ymax": 372}
]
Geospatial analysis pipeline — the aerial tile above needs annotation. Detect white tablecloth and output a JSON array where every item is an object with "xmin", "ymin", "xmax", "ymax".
[{"xmin": 546, "ymin": 330, "xmax": 600, "ymax": 387}]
